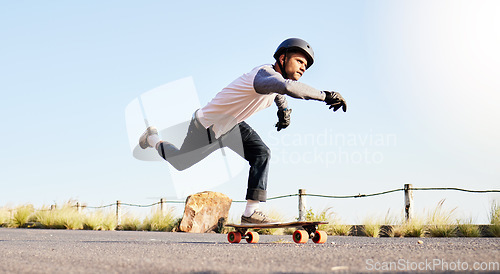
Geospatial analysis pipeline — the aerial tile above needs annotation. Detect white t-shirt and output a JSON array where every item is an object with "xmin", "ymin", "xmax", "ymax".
[{"xmin": 197, "ymin": 64, "xmax": 324, "ymax": 138}]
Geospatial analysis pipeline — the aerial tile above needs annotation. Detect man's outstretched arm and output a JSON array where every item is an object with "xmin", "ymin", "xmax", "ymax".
[
  {"xmin": 254, "ymin": 66, "xmax": 347, "ymax": 112},
  {"xmin": 253, "ymin": 65, "xmax": 326, "ymax": 101}
]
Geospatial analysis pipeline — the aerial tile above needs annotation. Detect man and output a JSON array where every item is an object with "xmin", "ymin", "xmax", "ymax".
[{"xmin": 139, "ymin": 38, "xmax": 347, "ymax": 224}]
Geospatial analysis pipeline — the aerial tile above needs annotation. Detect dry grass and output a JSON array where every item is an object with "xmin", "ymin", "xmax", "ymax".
[
  {"xmin": 11, "ymin": 204, "xmax": 35, "ymax": 228},
  {"xmin": 380, "ymin": 210, "xmax": 400, "ymax": 237},
  {"xmin": 401, "ymin": 217, "xmax": 426, "ymax": 237},
  {"xmin": 1, "ymin": 200, "xmax": 498, "ymax": 238},
  {"xmin": 0, "ymin": 207, "xmax": 12, "ymax": 227},
  {"xmin": 456, "ymin": 218, "xmax": 481, "ymax": 237},
  {"xmin": 385, "ymin": 209, "xmax": 426, "ymax": 238},
  {"xmin": 142, "ymin": 208, "xmax": 178, "ymax": 232},
  {"xmin": 330, "ymin": 223, "xmax": 352, "ymax": 236},
  {"xmin": 303, "ymin": 207, "xmax": 352, "ymax": 236},
  {"xmin": 119, "ymin": 214, "xmax": 143, "ymax": 231},
  {"xmin": 0, "ymin": 202, "xmax": 181, "ymax": 232},
  {"xmin": 426, "ymin": 200, "xmax": 457, "ymax": 237},
  {"xmin": 83, "ymin": 210, "xmax": 117, "ymax": 231},
  {"xmin": 35, "ymin": 202, "xmax": 84, "ymax": 229},
  {"xmin": 489, "ymin": 202, "xmax": 500, "ymax": 237},
  {"xmin": 362, "ymin": 217, "xmax": 381, "ymax": 237}
]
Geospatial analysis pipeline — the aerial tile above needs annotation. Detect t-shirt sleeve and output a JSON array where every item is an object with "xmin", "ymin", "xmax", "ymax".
[
  {"xmin": 253, "ymin": 66, "xmax": 326, "ymax": 101},
  {"xmin": 274, "ymin": 94, "xmax": 288, "ymax": 110}
]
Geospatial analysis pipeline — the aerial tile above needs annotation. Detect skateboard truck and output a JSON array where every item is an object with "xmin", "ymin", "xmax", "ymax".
[
  {"xmin": 303, "ymin": 224, "xmax": 319, "ymax": 239},
  {"xmin": 228, "ymin": 230, "xmax": 259, "ymax": 244}
]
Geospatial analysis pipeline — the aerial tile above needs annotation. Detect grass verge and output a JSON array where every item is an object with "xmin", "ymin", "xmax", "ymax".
[
  {"xmin": 456, "ymin": 218, "xmax": 481, "ymax": 237},
  {"xmin": 426, "ymin": 200, "xmax": 457, "ymax": 237},
  {"xmin": 362, "ymin": 217, "xmax": 381, "ymax": 237},
  {"xmin": 1, "ymin": 200, "xmax": 499, "ymax": 238},
  {"xmin": 119, "ymin": 214, "xmax": 143, "ymax": 231},
  {"xmin": 489, "ymin": 202, "xmax": 500, "ymax": 237},
  {"xmin": 12, "ymin": 205, "xmax": 35, "ymax": 228},
  {"xmin": 35, "ymin": 203, "xmax": 83, "ymax": 229},
  {"xmin": 303, "ymin": 207, "xmax": 352, "ymax": 236},
  {"xmin": 142, "ymin": 208, "xmax": 179, "ymax": 232},
  {"xmin": 83, "ymin": 210, "xmax": 117, "ymax": 230},
  {"xmin": 0, "ymin": 207, "xmax": 9, "ymax": 226}
]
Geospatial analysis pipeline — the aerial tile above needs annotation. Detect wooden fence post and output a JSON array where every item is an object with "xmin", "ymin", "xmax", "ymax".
[
  {"xmin": 298, "ymin": 189, "xmax": 307, "ymax": 221},
  {"xmin": 160, "ymin": 198, "xmax": 166, "ymax": 216},
  {"xmin": 404, "ymin": 184, "xmax": 413, "ymax": 222},
  {"xmin": 116, "ymin": 200, "xmax": 122, "ymax": 225},
  {"xmin": 76, "ymin": 202, "xmax": 82, "ymax": 214}
]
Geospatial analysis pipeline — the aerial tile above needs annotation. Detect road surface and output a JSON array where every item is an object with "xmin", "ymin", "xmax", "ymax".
[{"xmin": 0, "ymin": 228, "xmax": 498, "ymax": 273}]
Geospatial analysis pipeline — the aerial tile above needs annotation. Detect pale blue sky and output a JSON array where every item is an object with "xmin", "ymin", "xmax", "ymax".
[{"xmin": 1, "ymin": 1, "xmax": 499, "ymax": 223}]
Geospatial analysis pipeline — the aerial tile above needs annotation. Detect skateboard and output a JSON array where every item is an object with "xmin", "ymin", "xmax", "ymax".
[{"xmin": 225, "ymin": 221, "xmax": 328, "ymax": 244}]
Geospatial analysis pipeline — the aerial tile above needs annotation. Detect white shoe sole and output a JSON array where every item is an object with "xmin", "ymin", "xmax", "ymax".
[{"xmin": 139, "ymin": 126, "xmax": 158, "ymax": 149}]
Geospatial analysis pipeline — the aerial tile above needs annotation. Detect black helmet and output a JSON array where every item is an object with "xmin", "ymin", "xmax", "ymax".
[{"xmin": 273, "ymin": 38, "xmax": 314, "ymax": 69}]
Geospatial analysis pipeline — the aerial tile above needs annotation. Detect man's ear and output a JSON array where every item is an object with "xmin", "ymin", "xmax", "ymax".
[{"xmin": 279, "ymin": 54, "xmax": 285, "ymax": 66}]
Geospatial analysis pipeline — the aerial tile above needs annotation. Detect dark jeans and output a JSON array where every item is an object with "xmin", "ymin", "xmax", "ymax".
[{"xmin": 157, "ymin": 118, "xmax": 270, "ymax": 202}]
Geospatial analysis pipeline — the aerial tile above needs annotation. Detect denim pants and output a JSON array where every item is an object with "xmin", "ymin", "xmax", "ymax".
[{"xmin": 157, "ymin": 118, "xmax": 270, "ymax": 202}]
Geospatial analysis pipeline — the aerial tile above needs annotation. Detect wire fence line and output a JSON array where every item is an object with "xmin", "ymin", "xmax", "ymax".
[
  {"xmin": 411, "ymin": 187, "xmax": 500, "ymax": 193},
  {"xmin": 85, "ymin": 201, "xmax": 185, "ymax": 209},
  {"xmin": 74, "ymin": 186, "xmax": 500, "ymax": 210},
  {"xmin": 19, "ymin": 185, "xmax": 497, "ymax": 224},
  {"xmin": 287, "ymin": 187, "xmax": 500, "ymax": 200}
]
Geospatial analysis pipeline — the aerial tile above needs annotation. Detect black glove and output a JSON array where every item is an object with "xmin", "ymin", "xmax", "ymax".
[
  {"xmin": 324, "ymin": 91, "xmax": 347, "ymax": 112},
  {"xmin": 275, "ymin": 108, "xmax": 292, "ymax": 131}
]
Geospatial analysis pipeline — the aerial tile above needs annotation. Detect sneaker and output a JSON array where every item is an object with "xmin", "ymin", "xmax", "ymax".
[
  {"xmin": 139, "ymin": 126, "xmax": 158, "ymax": 149},
  {"xmin": 241, "ymin": 210, "xmax": 278, "ymax": 224}
]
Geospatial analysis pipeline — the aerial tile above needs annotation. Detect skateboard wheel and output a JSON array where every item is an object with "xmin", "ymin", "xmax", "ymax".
[
  {"xmin": 245, "ymin": 231, "xmax": 259, "ymax": 243},
  {"xmin": 293, "ymin": 230, "xmax": 309, "ymax": 244},
  {"xmin": 312, "ymin": 230, "xmax": 327, "ymax": 244},
  {"xmin": 228, "ymin": 231, "xmax": 242, "ymax": 243}
]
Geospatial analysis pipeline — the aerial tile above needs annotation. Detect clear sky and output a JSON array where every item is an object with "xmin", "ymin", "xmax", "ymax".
[{"xmin": 1, "ymin": 0, "xmax": 499, "ymax": 224}]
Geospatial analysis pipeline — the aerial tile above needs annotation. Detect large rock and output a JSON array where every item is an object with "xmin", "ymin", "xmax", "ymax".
[{"xmin": 179, "ymin": 191, "xmax": 232, "ymax": 233}]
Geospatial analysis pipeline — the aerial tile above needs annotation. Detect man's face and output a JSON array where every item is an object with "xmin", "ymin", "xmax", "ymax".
[{"xmin": 281, "ymin": 52, "xmax": 308, "ymax": 80}]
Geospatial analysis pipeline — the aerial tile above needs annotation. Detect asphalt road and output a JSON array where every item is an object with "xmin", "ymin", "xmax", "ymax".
[{"xmin": 0, "ymin": 228, "xmax": 499, "ymax": 273}]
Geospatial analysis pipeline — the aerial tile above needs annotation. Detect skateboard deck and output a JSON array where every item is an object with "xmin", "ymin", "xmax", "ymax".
[{"xmin": 225, "ymin": 221, "xmax": 329, "ymax": 244}]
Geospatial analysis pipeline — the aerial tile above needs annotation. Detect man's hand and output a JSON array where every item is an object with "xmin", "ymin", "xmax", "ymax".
[
  {"xmin": 275, "ymin": 108, "xmax": 292, "ymax": 131},
  {"xmin": 324, "ymin": 91, "xmax": 347, "ymax": 112}
]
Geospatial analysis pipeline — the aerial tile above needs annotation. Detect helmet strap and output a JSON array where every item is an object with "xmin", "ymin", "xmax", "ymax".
[{"xmin": 278, "ymin": 50, "xmax": 288, "ymax": 79}]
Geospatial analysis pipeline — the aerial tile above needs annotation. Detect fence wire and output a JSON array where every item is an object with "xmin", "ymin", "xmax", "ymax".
[
  {"xmin": 412, "ymin": 187, "xmax": 500, "ymax": 193},
  {"xmin": 77, "ymin": 187, "xmax": 499, "ymax": 209}
]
